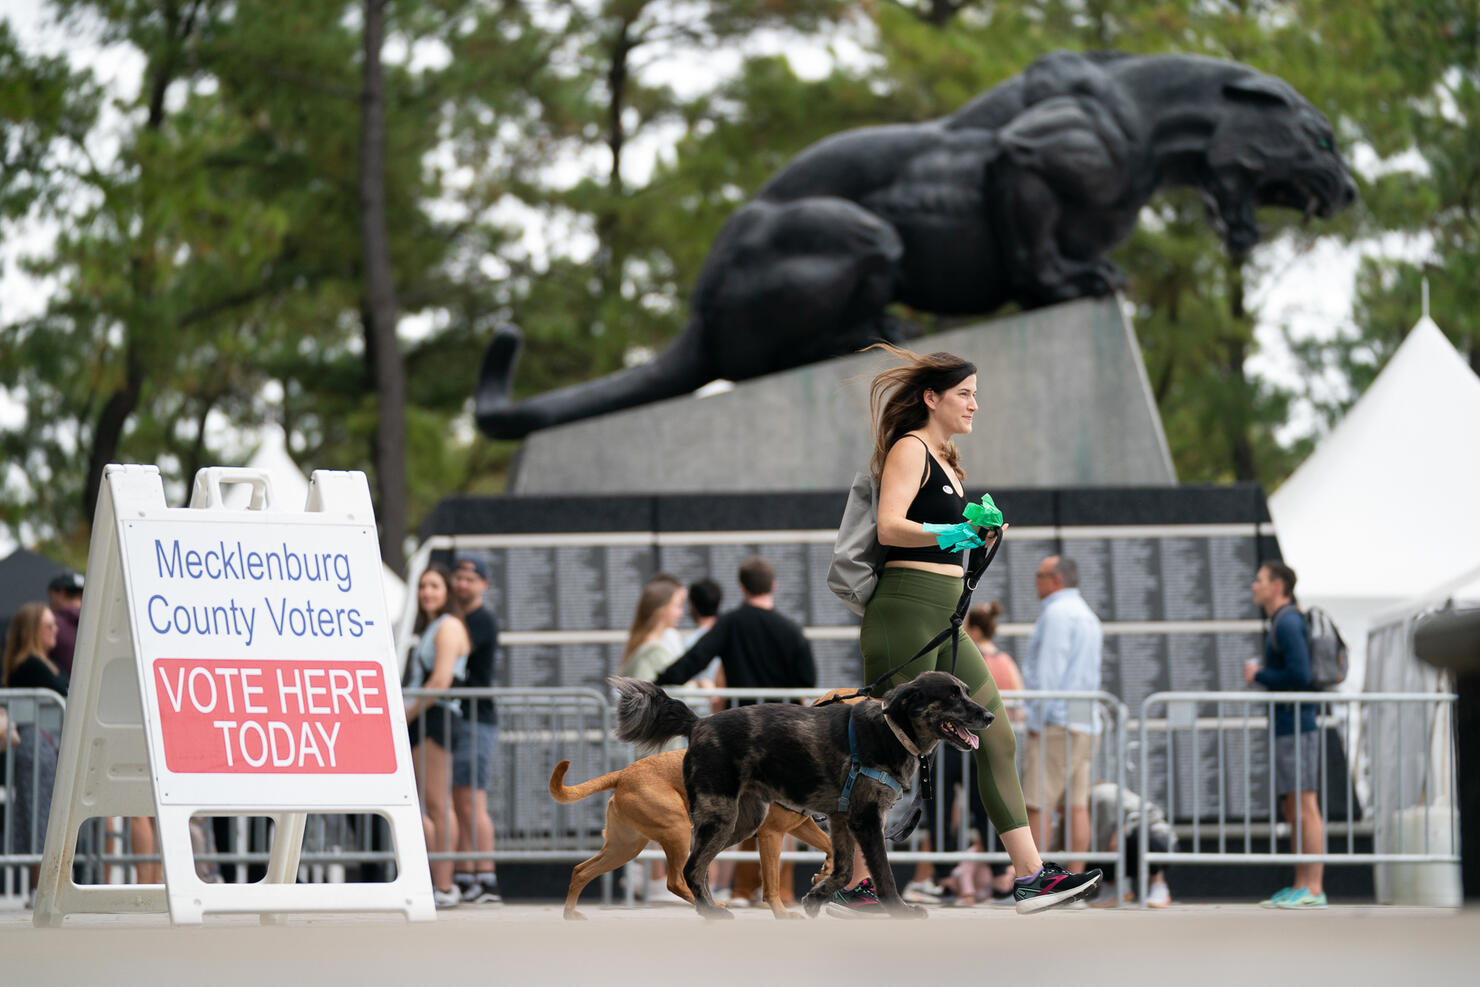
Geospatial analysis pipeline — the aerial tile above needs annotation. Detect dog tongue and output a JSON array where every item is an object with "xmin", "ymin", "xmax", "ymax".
[{"xmin": 946, "ymin": 722, "xmax": 980, "ymax": 750}]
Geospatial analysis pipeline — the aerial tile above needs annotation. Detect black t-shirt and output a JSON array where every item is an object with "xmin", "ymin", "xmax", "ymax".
[
  {"xmin": 655, "ymin": 604, "xmax": 815, "ymax": 702},
  {"xmin": 5, "ymin": 655, "xmax": 70, "ymax": 697},
  {"xmin": 461, "ymin": 605, "xmax": 499, "ymax": 726}
]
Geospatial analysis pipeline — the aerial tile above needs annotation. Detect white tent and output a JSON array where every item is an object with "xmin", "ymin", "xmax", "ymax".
[
  {"xmin": 1268, "ymin": 314, "xmax": 1480, "ymax": 690},
  {"xmin": 223, "ymin": 425, "xmax": 409, "ymax": 623}
]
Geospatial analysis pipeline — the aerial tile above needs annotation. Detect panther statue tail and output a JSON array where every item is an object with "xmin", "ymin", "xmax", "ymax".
[{"xmin": 474, "ymin": 323, "xmax": 712, "ymax": 440}]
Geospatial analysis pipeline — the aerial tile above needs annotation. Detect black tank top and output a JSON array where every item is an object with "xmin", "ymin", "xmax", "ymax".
[{"xmin": 884, "ymin": 435, "xmax": 967, "ymax": 566}]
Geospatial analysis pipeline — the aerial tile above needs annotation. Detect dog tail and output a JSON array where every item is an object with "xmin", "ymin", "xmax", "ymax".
[
  {"xmin": 548, "ymin": 760, "xmax": 625, "ymax": 804},
  {"xmin": 610, "ymin": 676, "xmax": 698, "ymax": 747}
]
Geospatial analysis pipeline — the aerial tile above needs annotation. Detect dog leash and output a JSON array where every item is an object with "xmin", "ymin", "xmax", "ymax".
[{"xmin": 818, "ymin": 532, "xmax": 1000, "ymax": 835}]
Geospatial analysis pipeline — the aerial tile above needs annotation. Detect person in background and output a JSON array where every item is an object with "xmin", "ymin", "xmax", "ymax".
[
  {"xmin": 1086, "ymin": 781, "xmax": 1174, "ymax": 908},
  {"xmin": 967, "ymin": 602, "xmax": 1025, "ymax": 724},
  {"xmin": 1247, "ymin": 559, "xmax": 1326, "ymax": 909},
  {"xmin": 656, "ymin": 556, "xmax": 815, "ymax": 908},
  {"xmin": 3, "ymin": 602, "xmax": 66, "ymax": 885},
  {"xmin": 405, "ymin": 563, "xmax": 469, "ymax": 909},
  {"xmin": 1023, "ymin": 555, "xmax": 1103, "ymax": 875},
  {"xmin": 449, "ymin": 555, "xmax": 502, "ymax": 905},
  {"xmin": 46, "ymin": 570, "xmax": 84, "ymax": 677},
  {"xmin": 684, "ymin": 577, "xmax": 727, "ymax": 711},
  {"xmin": 616, "ymin": 574, "xmax": 690, "ymax": 904},
  {"xmin": 619, "ymin": 575, "xmax": 687, "ymax": 686},
  {"xmin": 684, "ymin": 578, "xmax": 723, "ymax": 650},
  {"xmin": 655, "ymin": 556, "xmax": 815, "ymax": 701}
]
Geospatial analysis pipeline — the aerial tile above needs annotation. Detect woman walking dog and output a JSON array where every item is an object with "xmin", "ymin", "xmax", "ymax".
[{"xmin": 851, "ymin": 344, "xmax": 1101, "ymax": 914}]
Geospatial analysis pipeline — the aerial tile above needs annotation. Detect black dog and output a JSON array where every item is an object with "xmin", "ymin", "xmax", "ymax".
[{"xmin": 611, "ymin": 670, "xmax": 993, "ymax": 919}]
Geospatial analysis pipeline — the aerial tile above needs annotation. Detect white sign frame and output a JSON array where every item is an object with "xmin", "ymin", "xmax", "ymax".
[{"xmin": 34, "ymin": 464, "xmax": 434, "ymax": 925}]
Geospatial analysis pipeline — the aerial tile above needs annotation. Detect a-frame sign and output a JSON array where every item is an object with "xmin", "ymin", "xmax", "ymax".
[{"xmin": 34, "ymin": 464, "xmax": 434, "ymax": 924}]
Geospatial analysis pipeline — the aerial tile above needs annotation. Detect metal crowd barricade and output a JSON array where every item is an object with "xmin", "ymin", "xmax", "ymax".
[
  {"xmin": 6, "ymin": 684, "xmax": 1136, "ymax": 904},
  {"xmin": 400, "ymin": 686, "xmax": 613, "ymax": 857},
  {"xmin": 1136, "ymin": 691, "xmax": 1460, "ymax": 907},
  {"xmin": 1, "ymin": 688, "xmax": 67, "ymax": 902}
]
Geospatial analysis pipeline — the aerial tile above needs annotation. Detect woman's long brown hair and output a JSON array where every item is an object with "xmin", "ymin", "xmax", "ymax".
[
  {"xmin": 2, "ymin": 602, "xmax": 58, "ymax": 685},
  {"xmin": 866, "ymin": 343, "xmax": 976, "ymax": 483},
  {"xmin": 413, "ymin": 563, "xmax": 456, "ymax": 635},
  {"xmin": 621, "ymin": 576, "xmax": 682, "ymax": 664}
]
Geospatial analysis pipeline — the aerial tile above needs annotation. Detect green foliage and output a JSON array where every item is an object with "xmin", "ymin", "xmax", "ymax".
[
  {"xmin": 1284, "ymin": 0, "xmax": 1480, "ymax": 425},
  {"xmin": 3, "ymin": 0, "xmax": 1473, "ymax": 555}
]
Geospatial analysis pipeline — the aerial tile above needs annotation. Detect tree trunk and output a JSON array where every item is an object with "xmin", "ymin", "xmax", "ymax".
[
  {"xmin": 84, "ymin": 357, "xmax": 144, "ymax": 523},
  {"xmin": 360, "ymin": 0, "xmax": 408, "ymax": 573},
  {"xmin": 1226, "ymin": 259, "xmax": 1257, "ymax": 483},
  {"xmin": 592, "ymin": 18, "xmax": 633, "ymax": 340},
  {"xmin": 81, "ymin": 0, "xmax": 197, "ymax": 523}
]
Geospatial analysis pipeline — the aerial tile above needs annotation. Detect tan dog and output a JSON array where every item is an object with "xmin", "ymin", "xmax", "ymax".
[
  {"xmin": 549, "ymin": 689, "xmax": 866, "ymax": 920},
  {"xmin": 550, "ymin": 751, "xmax": 831, "ymax": 919}
]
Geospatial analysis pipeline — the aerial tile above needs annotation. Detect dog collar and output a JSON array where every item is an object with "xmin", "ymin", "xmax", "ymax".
[
  {"xmin": 883, "ymin": 712, "xmax": 923, "ymax": 758},
  {"xmin": 838, "ymin": 708, "xmax": 904, "ymax": 813}
]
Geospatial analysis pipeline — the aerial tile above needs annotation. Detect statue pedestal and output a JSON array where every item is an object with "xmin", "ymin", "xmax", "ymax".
[{"xmin": 508, "ymin": 295, "xmax": 1175, "ymax": 494}]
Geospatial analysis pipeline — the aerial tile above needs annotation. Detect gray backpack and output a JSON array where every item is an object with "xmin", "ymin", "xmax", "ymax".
[
  {"xmin": 1270, "ymin": 603, "xmax": 1349, "ymax": 689},
  {"xmin": 827, "ymin": 471, "xmax": 885, "ymax": 616},
  {"xmin": 1304, "ymin": 606, "xmax": 1350, "ymax": 689}
]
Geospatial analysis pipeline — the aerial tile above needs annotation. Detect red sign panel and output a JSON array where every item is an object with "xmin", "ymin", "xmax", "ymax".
[{"xmin": 153, "ymin": 658, "xmax": 397, "ymax": 774}]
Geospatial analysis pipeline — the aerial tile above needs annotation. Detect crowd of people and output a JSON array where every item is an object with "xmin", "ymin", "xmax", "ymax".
[{"xmin": 3, "ymin": 348, "xmax": 1332, "ymax": 914}]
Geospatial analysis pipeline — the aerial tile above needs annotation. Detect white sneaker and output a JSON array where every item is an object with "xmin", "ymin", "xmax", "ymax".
[
  {"xmin": 903, "ymin": 880, "xmax": 942, "ymax": 904},
  {"xmin": 1146, "ymin": 882, "xmax": 1171, "ymax": 908},
  {"xmin": 433, "ymin": 887, "xmax": 461, "ymax": 909}
]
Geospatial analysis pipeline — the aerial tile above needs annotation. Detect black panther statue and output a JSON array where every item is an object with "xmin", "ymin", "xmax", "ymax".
[{"xmin": 477, "ymin": 50, "xmax": 1356, "ymax": 439}]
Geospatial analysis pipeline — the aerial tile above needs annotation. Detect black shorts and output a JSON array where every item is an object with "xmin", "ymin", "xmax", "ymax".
[{"xmin": 407, "ymin": 704, "xmax": 454, "ymax": 749}]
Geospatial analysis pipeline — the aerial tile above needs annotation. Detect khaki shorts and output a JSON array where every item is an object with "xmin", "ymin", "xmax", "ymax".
[{"xmin": 1022, "ymin": 725, "xmax": 1094, "ymax": 810}]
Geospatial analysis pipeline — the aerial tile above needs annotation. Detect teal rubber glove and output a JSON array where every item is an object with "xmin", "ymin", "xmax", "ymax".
[
  {"xmin": 963, "ymin": 492, "xmax": 1004, "ymax": 528},
  {"xmin": 923, "ymin": 521, "xmax": 986, "ymax": 552}
]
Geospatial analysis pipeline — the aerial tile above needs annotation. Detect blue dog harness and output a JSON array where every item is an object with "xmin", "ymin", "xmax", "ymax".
[{"xmin": 838, "ymin": 707, "xmax": 904, "ymax": 813}]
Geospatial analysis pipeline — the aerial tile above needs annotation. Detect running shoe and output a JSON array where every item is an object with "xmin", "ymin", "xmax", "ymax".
[
  {"xmin": 825, "ymin": 878, "xmax": 889, "ymax": 919},
  {"xmin": 463, "ymin": 874, "xmax": 503, "ymax": 904},
  {"xmin": 1259, "ymin": 886, "xmax": 1301, "ymax": 908},
  {"xmin": 432, "ymin": 886, "xmax": 461, "ymax": 909},
  {"xmin": 1277, "ymin": 889, "xmax": 1327, "ymax": 909},
  {"xmin": 1012, "ymin": 863, "xmax": 1101, "ymax": 915},
  {"xmin": 903, "ymin": 879, "xmax": 944, "ymax": 904},
  {"xmin": 1146, "ymin": 882, "xmax": 1171, "ymax": 908}
]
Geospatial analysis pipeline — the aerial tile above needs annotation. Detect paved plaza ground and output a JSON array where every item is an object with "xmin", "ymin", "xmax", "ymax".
[{"xmin": 2, "ymin": 900, "xmax": 1476, "ymax": 986}]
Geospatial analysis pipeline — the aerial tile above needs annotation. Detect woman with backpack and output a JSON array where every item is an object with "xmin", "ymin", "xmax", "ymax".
[{"xmin": 847, "ymin": 344, "xmax": 1101, "ymax": 914}]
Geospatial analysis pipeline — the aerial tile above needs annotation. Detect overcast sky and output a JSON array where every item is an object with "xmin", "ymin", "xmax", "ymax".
[{"xmin": 0, "ymin": 2, "xmax": 1428, "ymax": 559}]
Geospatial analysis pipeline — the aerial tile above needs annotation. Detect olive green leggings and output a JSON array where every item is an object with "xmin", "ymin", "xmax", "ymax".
[{"xmin": 860, "ymin": 566, "xmax": 1028, "ymax": 833}]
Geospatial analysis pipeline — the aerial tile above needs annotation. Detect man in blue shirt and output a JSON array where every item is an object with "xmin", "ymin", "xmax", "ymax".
[
  {"xmin": 1246, "ymin": 560, "xmax": 1326, "ymax": 909},
  {"xmin": 1023, "ymin": 555, "xmax": 1103, "ymax": 873}
]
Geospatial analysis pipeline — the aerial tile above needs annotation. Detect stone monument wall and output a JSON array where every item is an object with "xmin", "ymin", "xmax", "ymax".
[{"xmin": 508, "ymin": 295, "xmax": 1174, "ymax": 494}]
